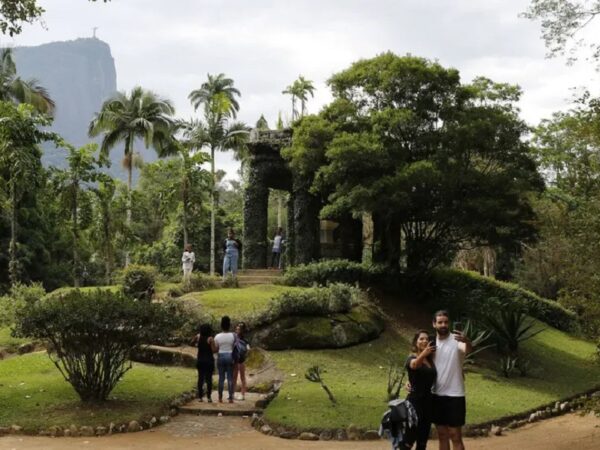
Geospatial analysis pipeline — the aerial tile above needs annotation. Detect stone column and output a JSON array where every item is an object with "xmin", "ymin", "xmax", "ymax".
[
  {"xmin": 243, "ymin": 167, "xmax": 269, "ymax": 268},
  {"xmin": 285, "ymin": 193, "xmax": 295, "ymax": 266},
  {"xmin": 293, "ymin": 185, "xmax": 321, "ymax": 265}
]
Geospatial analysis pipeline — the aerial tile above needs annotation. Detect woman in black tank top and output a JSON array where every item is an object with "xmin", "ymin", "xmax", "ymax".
[
  {"xmin": 404, "ymin": 329, "xmax": 437, "ymax": 450},
  {"xmin": 191, "ymin": 323, "xmax": 215, "ymax": 402}
]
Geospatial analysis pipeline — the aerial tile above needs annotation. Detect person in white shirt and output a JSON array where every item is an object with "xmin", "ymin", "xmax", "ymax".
[
  {"xmin": 181, "ymin": 244, "xmax": 195, "ymax": 284},
  {"xmin": 270, "ymin": 227, "xmax": 284, "ymax": 269},
  {"xmin": 431, "ymin": 310, "xmax": 472, "ymax": 450},
  {"xmin": 213, "ymin": 316, "xmax": 236, "ymax": 403}
]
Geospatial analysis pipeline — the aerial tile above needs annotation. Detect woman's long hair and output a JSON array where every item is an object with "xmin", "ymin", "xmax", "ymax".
[{"xmin": 411, "ymin": 329, "xmax": 434, "ymax": 364}]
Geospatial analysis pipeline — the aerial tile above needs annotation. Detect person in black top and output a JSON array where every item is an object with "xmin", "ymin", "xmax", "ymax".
[
  {"xmin": 404, "ymin": 329, "xmax": 437, "ymax": 450},
  {"xmin": 190, "ymin": 323, "xmax": 215, "ymax": 402}
]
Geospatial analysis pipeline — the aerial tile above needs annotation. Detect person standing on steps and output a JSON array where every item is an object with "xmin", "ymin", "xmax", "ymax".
[
  {"xmin": 214, "ymin": 315, "xmax": 236, "ymax": 403},
  {"xmin": 190, "ymin": 323, "xmax": 215, "ymax": 402},
  {"xmin": 232, "ymin": 322, "xmax": 250, "ymax": 400},
  {"xmin": 182, "ymin": 243, "xmax": 195, "ymax": 285},
  {"xmin": 270, "ymin": 227, "xmax": 284, "ymax": 269},
  {"xmin": 404, "ymin": 329, "xmax": 437, "ymax": 450},
  {"xmin": 431, "ymin": 310, "xmax": 472, "ymax": 450},
  {"xmin": 222, "ymin": 228, "xmax": 242, "ymax": 281}
]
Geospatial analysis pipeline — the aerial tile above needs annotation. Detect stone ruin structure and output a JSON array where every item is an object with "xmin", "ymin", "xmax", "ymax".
[{"xmin": 243, "ymin": 129, "xmax": 366, "ymax": 269}]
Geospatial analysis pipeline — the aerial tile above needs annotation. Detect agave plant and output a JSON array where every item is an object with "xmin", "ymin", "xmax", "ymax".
[
  {"xmin": 485, "ymin": 307, "xmax": 545, "ymax": 355},
  {"xmin": 461, "ymin": 319, "xmax": 494, "ymax": 365}
]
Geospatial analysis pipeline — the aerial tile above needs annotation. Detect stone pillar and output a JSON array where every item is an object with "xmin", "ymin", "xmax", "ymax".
[
  {"xmin": 293, "ymin": 185, "xmax": 321, "ymax": 265},
  {"xmin": 285, "ymin": 193, "xmax": 295, "ymax": 266},
  {"xmin": 243, "ymin": 168, "xmax": 269, "ymax": 268}
]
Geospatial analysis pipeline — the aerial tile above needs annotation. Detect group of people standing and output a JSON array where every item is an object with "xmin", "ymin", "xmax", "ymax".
[
  {"xmin": 402, "ymin": 310, "xmax": 472, "ymax": 450},
  {"xmin": 182, "ymin": 227, "xmax": 285, "ymax": 282},
  {"xmin": 191, "ymin": 316, "xmax": 249, "ymax": 403}
]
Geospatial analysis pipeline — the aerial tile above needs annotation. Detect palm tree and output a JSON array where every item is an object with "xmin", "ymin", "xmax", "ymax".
[
  {"xmin": 0, "ymin": 48, "xmax": 54, "ymax": 114},
  {"xmin": 295, "ymin": 76, "xmax": 315, "ymax": 117},
  {"xmin": 283, "ymin": 76, "xmax": 316, "ymax": 121},
  {"xmin": 188, "ymin": 74, "xmax": 248, "ymax": 275},
  {"xmin": 88, "ymin": 86, "xmax": 175, "ymax": 265},
  {"xmin": 256, "ymin": 114, "xmax": 269, "ymax": 130},
  {"xmin": 282, "ymin": 82, "xmax": 300, "ymax": 121}
]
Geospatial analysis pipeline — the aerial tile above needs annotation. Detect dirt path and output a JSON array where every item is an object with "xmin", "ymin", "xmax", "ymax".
[{"xmin": 0, "ymin": 413, "xmax": 598, "ymax": 450}]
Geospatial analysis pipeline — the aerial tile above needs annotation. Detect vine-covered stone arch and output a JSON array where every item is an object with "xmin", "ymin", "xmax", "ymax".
[{"xmin": 243, "ymin": 129, "xmax": 321, "ymax": 268}]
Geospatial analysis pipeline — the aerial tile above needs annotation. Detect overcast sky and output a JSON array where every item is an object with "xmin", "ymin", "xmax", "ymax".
[{"xmin": 5, "ymin": 0, "xmax": 600, "ymax": 179}]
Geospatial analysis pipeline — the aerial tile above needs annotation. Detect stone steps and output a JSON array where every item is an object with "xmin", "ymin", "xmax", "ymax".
[{"xmin": 178, "ymin": 392, "xmax": 267, "ymax": 416}]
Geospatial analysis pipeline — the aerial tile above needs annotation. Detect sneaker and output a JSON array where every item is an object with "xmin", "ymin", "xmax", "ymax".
[{"xmin": 207, "ymin": 398, "xmax": 212, "ymax": 403}]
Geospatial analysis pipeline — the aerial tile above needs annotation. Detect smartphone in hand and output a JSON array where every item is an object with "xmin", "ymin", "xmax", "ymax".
[
  {"xmin": 453, "ymin": 321, "xmax": 463, "ymax": 333},
  {"xmin": 428, "ymin": 335, "xmax": 437, "ymax": 349}
]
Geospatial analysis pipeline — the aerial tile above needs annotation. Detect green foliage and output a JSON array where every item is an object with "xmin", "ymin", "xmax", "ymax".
[
  {"xmin": 0, "ymin": 282, "xmax": 45, "ymax": 327},
  {"xmin": 221, "ymin": 274, "xmax": 239, "ymax": 288},
  {"xmin": 523, "ymin": 1, "xmax": 600, "ymax": 66},
  {"xmin": 182, "ymin": 272, "xmax": 219, "ymax": 293},
  {"xmin": 425, "ymin": 268, "xmax": 578, "ymax": 332},
  {"xmin": 13, "ymin": 289, "xmax": 184, "ymax": 402},
  {"xmin": 498, "ymin": 355, "xmax": 518, "ymax": 378},
  {"xmin": 485, "ymin": 307, "xmax": 545, "ymax": 354},
  {"xmin": 462, "ymin": 319, "xmax": 494, "ymax": 365},
  {"xmin": 284, "ymin": 53, "xmax": 542, "ymax": 272},
  {"xmin": 255, "ymin": 283, "xmax": 362, "ymax": 327},
  {"xmin": 282, "ymin": 259, "xmax": 386, "ymax": 287},
  {"xmin": 120, "ymin": 264, "xmax": 157, "ymax": 301}
]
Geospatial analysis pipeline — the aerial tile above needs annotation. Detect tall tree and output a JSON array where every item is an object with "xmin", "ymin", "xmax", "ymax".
[
  {"xmin": 295, "ymin": 76, "xmax": 316, "ymax": 117},
  {"xmin": 0, "ymin": 102, "xmax": 55, "ymax": 287},
  {"xmin": 50, "ymin": 143, "xmax": 106, "ymax": 286},
  {"xmin": 0, "ymin": 48, "xmax": 54, "ymax": 114},
  {"xmin": 284, "ymin": 54, "xmax": 542, "ymax": 272},
  {"xmin": 282, "ymin": 81, "xmax": 300, "ymax": 121},
  {"xmin": 90, "ymin": 178, "xmax": 118, "ymax": 285},
  {"xmin": 88, "ymin": 86, "xmax": 175, "ymax": 266},
  {"xmin": 523, "ymin": 0, "xmax": 600, "ymax": 66},
  {"xmin": 188, "ymin": 74, "xmax": 247, "ymax": 275}
]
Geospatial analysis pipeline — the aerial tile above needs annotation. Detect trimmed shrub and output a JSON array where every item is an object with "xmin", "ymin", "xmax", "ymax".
[
  {"xmin": 254, "ymin": 283, "xmax": 363, "ymax": 327},
  {"xmin": 282, "ymin": 259, "xmax": 387, "ymax": 287},
  {"xmin": 182, "ymin": 273, "xmax": 220, "ymax": 294},
  {"xmin": 14, "ymin": 289, "xmax": 184, "ymax": 402},
  {"xmin": 121, "ymin": 264, "xmax": 157, "ymax": 301},
  {"xmin": 423, "ymin": 269, "xmax": 578, "ymax": 332}
]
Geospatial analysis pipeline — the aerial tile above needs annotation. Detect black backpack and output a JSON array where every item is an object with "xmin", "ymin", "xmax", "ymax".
[
  {"xmin": 232, "ymin": 337, "xmax": 248, "ymax": 363},
  {"xmin": 379, "ymin": 399, "xmax": 418, "ymax": 448}
]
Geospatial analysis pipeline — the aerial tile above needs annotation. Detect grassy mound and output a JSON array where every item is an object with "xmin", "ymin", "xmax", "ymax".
[
  {"xmin": 0, "ymin": 326, "xmax": 27, "ymax": 352},
  {"xmin": 0, "ymin": 352, "xmax": 195, "ymax": 431},
  {"xmin": 265, "ymin": 314, "xmax": 600, "ymax": 431},
  {"xmin": 180, "ymin": 284, "xmax": 302, "ymax": 321}
]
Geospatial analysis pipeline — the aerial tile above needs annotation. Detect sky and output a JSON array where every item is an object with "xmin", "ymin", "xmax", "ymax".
[{"xmin": 5, "ymin": 0, "xmax": 600, "ymax": 180}]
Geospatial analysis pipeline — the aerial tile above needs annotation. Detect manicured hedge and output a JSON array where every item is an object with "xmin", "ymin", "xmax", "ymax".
[
  {"xmin": 282, "ymin": 259, "xmax": 387, "ymax": 287},
  {"xmin": 424, "ymin": 269, "xmax": 578, "ymax": 332}
]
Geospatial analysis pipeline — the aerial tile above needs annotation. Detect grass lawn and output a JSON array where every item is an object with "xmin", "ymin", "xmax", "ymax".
[
  {"xmin": 0, "ymin": 352, "xmax": 195, "ymax": 431},
  {"xmin": 266, "ymin": 324, "xmax": 600, "ymax": 430},
  {"xmin": 181, "ymin": 284, "xmax": 301, "ymax": 320},
  {"xmin": 0, "ymin": 326, "xmax": 27, "ymax": 352}
]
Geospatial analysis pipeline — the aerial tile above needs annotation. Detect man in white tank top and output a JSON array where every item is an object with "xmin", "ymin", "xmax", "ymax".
[{"xmin": 432, "ymin": 310, "xmax": 472, "ymax": 450}]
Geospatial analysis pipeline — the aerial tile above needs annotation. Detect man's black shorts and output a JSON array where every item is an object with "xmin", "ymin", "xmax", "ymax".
[{"xmin": 432, "ymin": 395, "xmax": 466, "ymax": 427}]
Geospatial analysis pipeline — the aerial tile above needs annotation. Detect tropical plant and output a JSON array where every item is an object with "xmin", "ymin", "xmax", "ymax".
[
  {"xmin": 386, "ymin": 356, "xmax": 406, "ymax": 401},
  {"xmin": 498, "ymin": 355, "xmax": 519, "ymax": 378},
  {"xmin": 255, "ymin": 114, "xmax": 269, "ymax": 130},
  {"xmin": 485, "ymin": 307, "xmax": 545, "ymax": 354},
  {"xmin": 461, "ymin": 319, "xmax": 494, "ymax": 365},
  {"xmin": 88, "ymin": 86, "xmax": 175, "ymax": 265},
  {"xmin": 50, "ymin": 143, "xmax": 107, "ymax": 286},
  {"xmin": 0, "ymin": 48, "xmax": 54, "ymax": 114},
  {"xmin": 188, "ymin": 73, "xmax": 248, "ymax": 275},
  {"xmin": 14, "ymin": 288, "xmax": 184, "ymax": 402},
  {"xmin": 305, "ymin": 365, "xmax": 336, "ymax": 405},
  {"xmin": 89, "ymin": 178, "xmax": 120, "ymax": 285},
  {"xmin": 282, "ymin": 75, "xmax": 316, "ymax": 120},
  {"xmin": 0, "ymin": 102, "xmax": 56, "ymax": 287}
]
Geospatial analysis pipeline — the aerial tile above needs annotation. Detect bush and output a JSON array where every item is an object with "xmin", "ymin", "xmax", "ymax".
[
  {"xmin": 252, "ymin": 283, "xmax": 364, "ymax": 327},
  {"xmin": 14, "ymin": 289, "xmax": 184, "ymax": 402},
  {"xmin": 121, "ymin": 264, "xmax": 157, "ymax": 301},
  {"xmin": 282, "ymin": 259, "xmax": 387, "ymax": 287},
  {"xmin": 485, "ymin": 307, "xmax": 545, "ymax": 354},
  {"xmin": 0, "ymin": 283, "xmax": 46, "ymax": 327},
  {"xmin": 182, "ymin": 273, "xmax": 220, "ymax": 294},
  {"xmin": 423, "ymin": 269, "xmax": 578, "ymax": 332}
]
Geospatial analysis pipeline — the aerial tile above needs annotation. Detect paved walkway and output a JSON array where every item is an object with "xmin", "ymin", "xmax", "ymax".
[{"xmin": 0, "ymin": 413, "xmax": 598, "ymax": 449}]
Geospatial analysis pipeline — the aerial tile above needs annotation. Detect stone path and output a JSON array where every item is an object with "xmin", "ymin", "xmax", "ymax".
[
  {"xmin": 178, "ymin": 392, "xmax": 266, "ymax": 416},
  {"xmin": 0, "ymin": 413, "xmax": 599, "ymax": 449}
]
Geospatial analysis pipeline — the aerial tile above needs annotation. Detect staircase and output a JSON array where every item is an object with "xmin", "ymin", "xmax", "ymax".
[{"xmin": 235, "ymin": 269, "xmax": 282, "ymax": 287}]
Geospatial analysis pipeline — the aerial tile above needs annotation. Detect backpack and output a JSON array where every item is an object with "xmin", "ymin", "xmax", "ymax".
[
  {"xmin": 379, "ymin": 399, "xmax": 418, "ymax": 449},
  {"xmin": 232, "ymin": 336, "xmax": 248, "ymax": 363}
]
